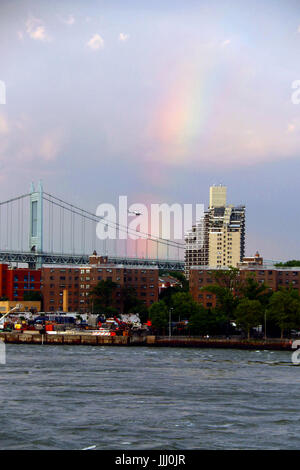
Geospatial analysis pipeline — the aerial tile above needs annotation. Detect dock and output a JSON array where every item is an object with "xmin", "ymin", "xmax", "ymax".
[{"xmin": 0, "ymin": 332, "xmax": 294, "ymax": 350}]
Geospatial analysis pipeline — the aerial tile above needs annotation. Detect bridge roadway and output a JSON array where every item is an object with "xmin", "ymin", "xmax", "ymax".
[{"xmin": 0, "ymin": 250, "xmax": 184, "ymax": 271}]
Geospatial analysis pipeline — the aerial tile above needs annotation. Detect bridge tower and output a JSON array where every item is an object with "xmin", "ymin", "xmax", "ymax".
[{"xmin": 29, "ymin": 181, "xmax": 43, "ymax": 267}]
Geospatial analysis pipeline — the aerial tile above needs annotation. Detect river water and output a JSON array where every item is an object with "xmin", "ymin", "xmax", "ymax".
[{"xmin": 0, "ymin": 344, "xmax": 299, "ymax": 450}]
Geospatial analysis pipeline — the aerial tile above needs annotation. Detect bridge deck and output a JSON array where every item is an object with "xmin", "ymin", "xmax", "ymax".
[{"xmin": 0, "ymin": 251, "xmax": 184, "ymax": 271}]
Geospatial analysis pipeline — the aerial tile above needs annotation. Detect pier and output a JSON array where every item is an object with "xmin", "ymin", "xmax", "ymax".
[{"xmin": 0, "ymin": 332, "xmax": 294, "ymax": 350}]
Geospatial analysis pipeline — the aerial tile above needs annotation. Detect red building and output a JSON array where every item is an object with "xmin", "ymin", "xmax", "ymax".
[
  {"xmin": 0, "ymin": 264, "xmax": 41, "ymax": 301},
  {"xmin": 41, "ymin": 257, "xmax": 159, "ymax": 313},
  {"xmin": 189, "ymin": 265, "xmax": 300, "ymax": 308}
]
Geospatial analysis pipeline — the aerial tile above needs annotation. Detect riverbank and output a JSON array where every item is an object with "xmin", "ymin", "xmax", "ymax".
[{"xmin": 0, "ymin": 331, "xmax": 294, "ymax": 350}]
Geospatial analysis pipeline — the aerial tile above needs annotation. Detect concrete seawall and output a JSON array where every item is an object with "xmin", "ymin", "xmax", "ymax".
[
  {"xmin": 0, "ymin": 332, "xmax": 130, "ymax": 346},
  {"xmin": 152, "ymin": 337, "xmax": 293, "ymax": 351},
  {"xmin": 0, "ymin": 332, "xmax": 294, "ymax": 350}
]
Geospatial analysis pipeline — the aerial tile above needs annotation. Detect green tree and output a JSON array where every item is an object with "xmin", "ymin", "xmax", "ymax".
[
  {"xmin": 188, "ymin": 305, "xmax": 219, "ymax": 335},
  {"xmin": 159, "ymin": 285, "xmax": 184, "ymax": 307},
  {"xmin": 203, "ymin": 284, "xmax": 238, "ymax": 322},
  {"xmin": 89, "ymin": 279, "xmax": 117, "ymax": 314},
  {"xmin": 240, "ymin": 276, "xmax": 271, "ymax": 306},
  {"xmin": 212, "ymin": 266, "xmax": 241, "ymax": 291},
  {"xmin": 206, "ymin": 267, "xmax": 242, "ymax": 311},
  {"xmin": 268, "ymin": 288, "xmax": 300, "ymax": 338},
  {"xmin": 121, "ymin": 286, "xmax": 140, "ymax": 313},
  {"xmin": 235, "ymin": 298, "xmax": 263, "ymax": 339},
  {"xmin": 23, "ymin": 291, "xmax": 42, "ymax": 301},
  {"xmin": 275, "ymin": 260, "xmax": 300, "ymax": 267},
  {"xmin": 171, "ymin": 292, "xmax": 200, "ymax": 321},
  {"xmin": 149, "ymin": 301, "xmax": 168, "ymax": 329}
]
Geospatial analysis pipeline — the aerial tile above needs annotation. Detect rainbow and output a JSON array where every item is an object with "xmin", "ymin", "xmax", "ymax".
[{"xmin": 152, "ymin": 54, "xmax": 216, "ymax": 163}]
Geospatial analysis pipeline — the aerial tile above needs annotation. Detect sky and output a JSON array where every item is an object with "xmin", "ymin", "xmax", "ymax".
[{"xmin": 0, "ymin": 0, "xmax": 300, "ymax": 260}]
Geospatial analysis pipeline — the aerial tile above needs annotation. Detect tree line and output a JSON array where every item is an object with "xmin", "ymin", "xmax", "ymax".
[
  {"xmin": 149, "ymin": 268, "xmax": 300, "ymax": 339},
  {"xmin": 33, "ymin": 267, "xmax": 300, "ymax": 339}
]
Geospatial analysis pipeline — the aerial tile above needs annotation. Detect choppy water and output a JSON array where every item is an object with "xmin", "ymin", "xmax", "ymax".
[{"xmin": 0, "ymin": 344, "xmax": 299, "ymax": 450}]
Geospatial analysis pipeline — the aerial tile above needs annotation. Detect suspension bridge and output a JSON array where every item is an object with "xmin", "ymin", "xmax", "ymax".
[{"xmin": 0, "ymin": 182, "xmax": 185, "ymax": 271}]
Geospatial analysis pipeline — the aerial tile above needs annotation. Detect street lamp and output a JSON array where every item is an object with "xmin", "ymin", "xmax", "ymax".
[
  {"xmin": 264, "ymin": 309, "xmax": 267, "ymax": 341},
  {"xmin": 169, "ymin": 307, "xmax": 173, "ymax": 339}
]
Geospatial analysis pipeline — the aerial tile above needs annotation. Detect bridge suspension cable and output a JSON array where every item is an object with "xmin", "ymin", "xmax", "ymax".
[
  {"xmin": 0, "ymin": 193, "xmax": 30, "ymax": 206},
  {"xmin": 0, "ymin": 193, "xmax": 30, "ymax": 252},
  {"xmin": 43, "ymin": 192, "xmax": 185, "ymax": 251},
  {"xmin": 0, "ymin": 189, "xmax": 185, "ymax": 265}
]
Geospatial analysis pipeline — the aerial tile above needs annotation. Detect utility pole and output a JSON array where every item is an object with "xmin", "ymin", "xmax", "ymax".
[
  {"xmin": 169, "ymin": 307, "xmax": 173, "ymax": 339},
  {"xmin": 264, "ymin": 309, "xmax": 267, "ymax": 341}
]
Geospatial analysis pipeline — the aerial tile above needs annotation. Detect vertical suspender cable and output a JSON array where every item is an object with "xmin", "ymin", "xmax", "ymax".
[
  {"xmin": 61, "ymin": 208, "xmax": 65, "ymax": 253},
  {"xmin": 81, "ymin": 211, "xmax": 84, "ymax": 254},
  {"xmin": 6, "ymin": 203, "xmax": 8, "ymax": 249},
  {"xmin": 60, "ymin": 206, "xmax": 62, "ymax": 253},
  {"xmin": 51, "ymin": 200, "xmax": 54, "ymax": 253},
  {"xmin": 18, "ymin": 199, "xmax": 20, "ymax": 251},
  {"xmin": 21, "ymin": 198, "xmax": 23, "ymax": 251},
  {"xmin": 93, "ymin": 218, "xmax": 96, "ymax": 254},
  {"xmin": 48, "ymin": 198, "xmax": 51, "ymax": 252},
  {"xmin": 10, "ymin": 202, "xmax": 12, "ymax": 250},
  {"xmin": 71, "ymin": 210, "xmax": 74, "ymax": 254}
]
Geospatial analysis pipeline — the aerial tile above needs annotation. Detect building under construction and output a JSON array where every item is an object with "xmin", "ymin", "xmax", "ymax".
[{"xmin": 184, "ymin": 185, "xmax": 245, "ymax": 278}]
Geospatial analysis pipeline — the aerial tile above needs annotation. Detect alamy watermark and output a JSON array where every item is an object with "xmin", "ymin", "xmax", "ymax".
[
  {"xmin": 95, "ymin": 196, "xmax": 204, "ymax": 240},
  {"xmin": 0, "ymin": 80, "xmax": 6, "ymax": 104},
  {"xmin": 0, "ymin": 340, "xmax": 6, "ymax": 365},
  {"xmin": 291, "ymin": 80, "xmax": 300, "ymax": 104},
  {"xmin": 291, "ymin": 340, "xmax": 300, "ymax": 365}
]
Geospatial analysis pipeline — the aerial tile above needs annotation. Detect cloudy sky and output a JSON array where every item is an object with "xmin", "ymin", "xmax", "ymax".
[{"xmin": 0, "ymin": 0, "xmax": 300, "ymax": 260}]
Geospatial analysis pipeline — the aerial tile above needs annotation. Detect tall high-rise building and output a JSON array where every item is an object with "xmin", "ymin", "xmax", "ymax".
[
  {"xmin": 209, "ymin": 184, "xmax": 227, "ymax": 208},
  {"xmin": 184, "ymin": 186, "xmax": 245, "ymax": 278},
  {"xmin": 184, "ymin": 212, "xmax": 209, "ymax": 278}
]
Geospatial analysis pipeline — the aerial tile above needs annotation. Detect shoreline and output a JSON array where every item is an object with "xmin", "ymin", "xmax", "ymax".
[{"xmin": 0, "ymin": 332, "xmax": 294, "ymax": 351}]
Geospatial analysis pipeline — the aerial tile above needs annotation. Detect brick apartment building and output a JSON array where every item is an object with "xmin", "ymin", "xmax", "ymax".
[
  {"xmin": 0, "ymin": 264, "xmax": 41, "ymax": 301},
  {"xmin": 41, "ymin": 255, "xmax": 159, "ymax": 313},
  {"xmin": 189, "ymin": 264, "xmax": 300, "ymax": 308},
  {"xmin": 185, "ymin": 185, "xmax": 245, "ymax": 278},
  {"xmin": 41, "ymin": 266, "xmax": 81, "ymax": 312}
]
